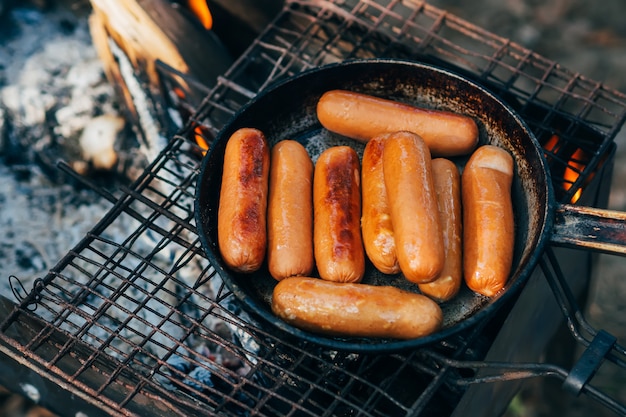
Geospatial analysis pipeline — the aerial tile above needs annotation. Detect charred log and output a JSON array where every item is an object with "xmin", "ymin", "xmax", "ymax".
[{"xmin": 88, "ymin": 0, "xmax": 233, "ymax": 152}]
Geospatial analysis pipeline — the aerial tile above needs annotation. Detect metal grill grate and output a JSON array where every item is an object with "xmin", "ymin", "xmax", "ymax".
[{"xmin": 2, "ymin": 1, "xmax": 626, "ymax": 416}]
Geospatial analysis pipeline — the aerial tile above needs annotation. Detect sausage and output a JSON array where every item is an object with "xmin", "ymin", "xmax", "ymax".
[
  {"xmin": 267, "ymin": 140, "xmax": 315, "ymax": 280},
  {"xmin": 418, "ymin": 158, "xmax": 463, "ymax": 302},
  {"xmin": 316, "ymin": 90, "xmax": 478, "ymax": 157},
  {"xmin": 217, "ymin": 128, "xmax": 270, "ymax": 273},
  {"xmin": 383, "ymin": 131, "xmax": 444, "ymax": 284},
  {"xmin": 462, "ymin": 145, "xmax": 515, "ymax": 297},
  {"xmin": 360, "ymin": 133, "xmax": 400, "ymax": 274},
  {"xmin": 313, "ymin": 146, "xmax": 365, "ymax": 283},
  {"xmin": 271, "ymin": 277, "xmax": 443, "ymax": 339}
]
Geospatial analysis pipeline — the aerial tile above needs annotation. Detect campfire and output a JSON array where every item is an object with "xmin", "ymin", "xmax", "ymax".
[
  {"xmin": 1, "ymin": 1, "xmax": 626, "ymax": 417},
  {"xmin": 87, "ymin": 0, "xmax": 230, "ymax": 162},
  {"xmin": 0, "ymin": 0, "xmax": 282, "ymax": 183},
  {"xmin": 0, "ymin": 0, "xmax": 279, "ymax": 304},
  {"xmin": 0, "ymin": 0, "xmax": 276, "ymax": 410}
]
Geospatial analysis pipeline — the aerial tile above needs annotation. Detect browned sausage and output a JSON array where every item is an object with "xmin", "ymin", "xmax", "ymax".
[
  {"xmin": 271, "ymin": 277, "xmax": 443, "ymax": 339},
  {"xmin": 316, "ymin": 90, "xmax": 478, "ymax": 157},
  {"xmin": 462, "ymin": 145, "xmax": 515, "ymax": 297},
  {"xmin": 360, "ymin": 133, "xmax": 400, "ymax": 274},
  {"xmin": 267, "ymin": 140, "xmax": 315, "ymax": 280},
  {"xmin": 383, "ymin": 131, "xmax": 444, "ymax": 283},
  {"xmin": 313, "ymin": 146, "xmax": 365, "ymax": 283},
  {"xmin": 418, "ymin": 158, "xmax": 463, "ymax": 302},
  {"xmin": 217, "ymin": 128, "xmax": 270, "ymax": 273}
]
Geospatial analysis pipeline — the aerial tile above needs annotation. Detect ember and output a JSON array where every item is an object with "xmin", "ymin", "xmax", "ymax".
[
  {"xmin": 563, "ymin": 148, "xmax": 588, "ymax": 204},
  {"xmin": 543, "ymin": 134, "xmax": 589, "ymax": 204}
]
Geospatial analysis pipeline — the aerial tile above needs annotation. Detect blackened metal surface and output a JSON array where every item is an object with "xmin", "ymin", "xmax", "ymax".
[
  {"xmin": 562, "ymin": 330, "xmax": 617, "ymax": 396},
  {"xmin": 552, "ymin": 204, "xmax": 626, "ymax": 254}
]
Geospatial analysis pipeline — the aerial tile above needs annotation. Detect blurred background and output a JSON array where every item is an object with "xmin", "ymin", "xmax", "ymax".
[{"xmin": 427, "ymin": 1, "xmax": 626, "ymax": 416}]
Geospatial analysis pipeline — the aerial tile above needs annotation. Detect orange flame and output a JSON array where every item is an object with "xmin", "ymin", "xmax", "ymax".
[
  {"xmin": 194, "ymin": 125, "xmax": 209, "ymax": 155},
  {"xmin": 187, "ymin": 0, "xmax": 213, "ymax": 30},
  {"xmin": 542, "ymin": 134, "xmax": 560, "ymax": 155},
  {"xmin": 542, "ymin": 134, "xmax": 586, "ymax": 204},
  {"xmin": 172, "ymin": 86, "xmax": 186, "ymax": 100},
  {"xmin": 563, "ymin": 148, "xmax": 586, "ymax": 204}
]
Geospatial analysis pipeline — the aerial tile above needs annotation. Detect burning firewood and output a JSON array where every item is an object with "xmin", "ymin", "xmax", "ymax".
[{"xmin": 88, "ymin": 0, "xmax": 234, "ymax": 160}]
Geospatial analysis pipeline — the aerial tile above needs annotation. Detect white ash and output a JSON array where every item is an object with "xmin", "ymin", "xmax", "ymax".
[
  {"xmin": 0, "ymin": 2, "xmax": 252, "ymax": 373},
  {"xmin": 0, "ymin": 5, "xmax": 122, "ymax": 174},
  {"xmin": 0, "ymin": 4, "xmax": 114, "ymax": 299},
  {"xmin": 78, "ymin": 113, "xmax": 124, "ymax": 171},
  {"xmin": 0, "ymin": 163, "xmax": 112, "ymax": 297}
]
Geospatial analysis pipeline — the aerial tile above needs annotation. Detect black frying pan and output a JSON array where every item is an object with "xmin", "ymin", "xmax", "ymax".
[{"xmin": 194, "ymin": 59, "xmax": 625, "ymax": 353}]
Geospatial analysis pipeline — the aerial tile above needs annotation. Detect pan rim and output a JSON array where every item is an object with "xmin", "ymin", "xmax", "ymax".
[{"xmin": 194, "ymin": 57, "xmax": 555, "ymax": 353}]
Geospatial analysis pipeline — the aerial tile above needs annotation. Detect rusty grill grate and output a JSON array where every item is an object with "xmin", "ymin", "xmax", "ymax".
[{"xmin": 2, "ymin": 1, "xmax": 626, "ymax": 416}]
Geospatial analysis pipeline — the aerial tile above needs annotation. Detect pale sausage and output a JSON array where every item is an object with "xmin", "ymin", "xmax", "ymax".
[
  {"xmin": 383, "ymin": 131, "xmax": 444, "ymax": 283},
  {"xmin": 462, "ymin": 145, "xmax": 515, "ymax": 297},
  {"xmin": 360, "ymin": 133, "xmax": 400, "ymax": 274},
  {"xmin": 418, "ymin": 158, "xmax": 463, "ymax": 302},
  {"xmin": 272, "ymin": 277, "xmax": 443, "ymax": 339},
  {"xmin": 316, "ymin": 90, "xmax": 478, "ymax": 157},
  {"xmin": 267, "ymin": 140, "xmax": 315, "ymax": 280}
]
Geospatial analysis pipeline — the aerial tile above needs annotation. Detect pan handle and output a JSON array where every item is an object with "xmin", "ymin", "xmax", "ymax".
[{"xmin": 551, "ymin": 204, "xmax": 626, "ymax": 255}]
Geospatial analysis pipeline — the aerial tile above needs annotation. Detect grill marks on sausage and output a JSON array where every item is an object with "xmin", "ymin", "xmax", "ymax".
[
  {"xmin": 234, "ymin": 133, "xmax": 267, "ymax": 235},
  {"xmin": 361, "ymin": 137, "xmax": 387, "ymax": 236},
  {"xmin": 217, "ymin": 128, "xmax": 269, "ymax": 273},
  {"xmin": 365, "ymin": 136, "xmax": 384, "ymax": 165},
  {"xmin": 314, "ymin": 146, "xmax": 365, "ymax": 282},
  {"xmin": 234, "ymin": 197, "xmax": 262, "ymax": 236},
  {"xmin": 323, "ymin": 151, "xmax": 360, "ymax": 258},
  {"xmin": 238, "ymin": 134, "xmax": 267, "ymax": 185}
]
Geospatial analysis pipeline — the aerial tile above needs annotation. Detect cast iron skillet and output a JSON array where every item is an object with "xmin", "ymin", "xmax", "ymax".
[{"xmin": 194, "ymin": 58, "xmax": 625, "ymax": 353}]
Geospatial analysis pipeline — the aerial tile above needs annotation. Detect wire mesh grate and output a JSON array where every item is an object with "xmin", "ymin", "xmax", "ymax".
[{"xmin": 2, "ymin": 0, "xmax": 626, "ymax": 416}]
